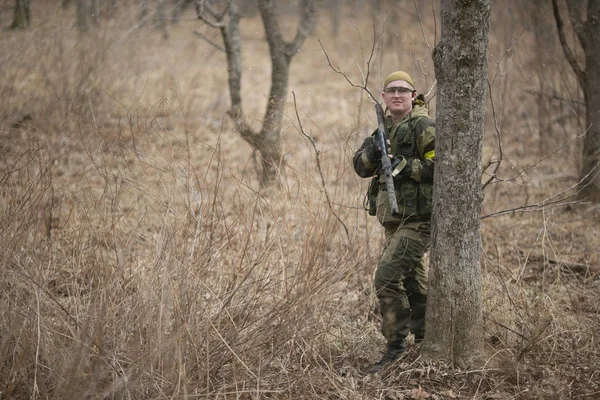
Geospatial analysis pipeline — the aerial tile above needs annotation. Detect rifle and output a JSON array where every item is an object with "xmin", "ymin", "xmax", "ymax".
[{"xmin": 374, "ymin": 102, "xmax": 399, "ymax": 216}]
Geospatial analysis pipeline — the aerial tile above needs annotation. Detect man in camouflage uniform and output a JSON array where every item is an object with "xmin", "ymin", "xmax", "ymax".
[{"xmin": 353, "ymin": 71, "xmax": 435, "ymax": 373}]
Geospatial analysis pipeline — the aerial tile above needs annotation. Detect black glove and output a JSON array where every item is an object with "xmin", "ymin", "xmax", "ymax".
[{"xmin": 365, "ymin": 143, "xmax": 382, "ymax": 163}]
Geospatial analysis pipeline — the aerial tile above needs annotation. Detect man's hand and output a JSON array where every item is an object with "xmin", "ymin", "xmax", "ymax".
[
  {"xmin": 366, "ymin": 139, "xmax": 392, "ymax": 163},
  {"xmin": 366, "ymin": 142, "xmax": 383, "ymax": 163}
]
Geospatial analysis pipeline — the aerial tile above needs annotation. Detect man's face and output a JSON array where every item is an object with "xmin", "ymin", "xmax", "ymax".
[{"xmin": 381, "ymin": 80, "xmax": 416, "ymax": 118}]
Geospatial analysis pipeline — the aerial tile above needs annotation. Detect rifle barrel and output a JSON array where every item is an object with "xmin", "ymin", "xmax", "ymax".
[{"xmin": 375, "ymin": 103, "xmax": 399, "ymax": 216}]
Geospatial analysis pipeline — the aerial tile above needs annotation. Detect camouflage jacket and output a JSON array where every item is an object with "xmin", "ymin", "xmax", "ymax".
[{"xmin": 353, "ymin": 103, "xmax": 435, "ymax": 225}]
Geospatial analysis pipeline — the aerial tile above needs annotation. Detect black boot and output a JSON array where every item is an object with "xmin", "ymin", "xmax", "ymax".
[{"xmin": 366, "ymin": 341, "xmax": 406, "ymax": 374}]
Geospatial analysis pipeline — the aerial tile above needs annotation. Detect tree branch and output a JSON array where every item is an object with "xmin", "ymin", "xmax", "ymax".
[
  {"xmin": 551, "ymin": 0, "xmax": 586, "ymax": 90},
  {"xmin": 193, "ymin": 30, "xmax": 225, "ymax": 51},
  {"xmin": 484, "ymin": 129, "xmax": 587, "ymax": 186},
  {"xmin": 195, "ymin": 0, "xmax": 226, "ymax": 28},
  {"xmin": 565, "ymin": 0, "xmax": 588, "ymax": 50},
  {"xmin": 285, "ymin": 0, "xmax": 318, "ymax": 57},
  {"xmin": 257, "ymin": 0, "xmax": 286, "ymax": 59},
  {"xmin": 481, "ymin": 79, "xmax": 504, "ymax": 190},
  {"xmin": 481, "ymin": 162, "xmax": 597, "ymax": 219},
  {"xmin": 292, "ymin": 92, "xmax": 350, "ymax": 241},
  {"xmin": 319, "ymin": 35, "xmax": 380, "ymax": 105},
  {"xmin": 196, "ymin": 0, "xmax": 260, "ymax": 146}
]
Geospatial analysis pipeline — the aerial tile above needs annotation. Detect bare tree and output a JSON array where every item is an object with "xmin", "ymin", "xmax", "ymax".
[
  {"xmin": 8, "ymin": 0, "xmax": 30, "ymax": 30},
  {"xmin": 421, "ymin": 0, "xmax": 490, "ymax": 367},
  {"xmin": 552, "ymin": 0, "xmax": 600, "ymax": 203},
  {"xmin": 196, "ymin": 0, "xmax": 317, "ymax": 187}
]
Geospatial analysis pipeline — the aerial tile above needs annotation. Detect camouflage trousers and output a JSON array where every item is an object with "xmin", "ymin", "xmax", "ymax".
[{"xmin": 374, "ymin": 221, "xmax": 430, "ymax": 344}]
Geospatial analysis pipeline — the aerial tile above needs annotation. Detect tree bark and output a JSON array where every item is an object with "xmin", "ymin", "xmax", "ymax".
[{"xmin": 422, "ymin": 0, "xmax": 490, "ymax": 368}]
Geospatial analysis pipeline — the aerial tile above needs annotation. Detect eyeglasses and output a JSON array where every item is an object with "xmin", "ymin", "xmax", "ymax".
[{"xmin": 383, "ymin": 87, "xmax": 414, "ymax": 95}]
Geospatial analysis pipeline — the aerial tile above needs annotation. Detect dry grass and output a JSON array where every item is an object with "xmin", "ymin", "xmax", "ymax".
[{"xmin": 1, "ymin": 2, "xmax": 598, "ymax": 399}]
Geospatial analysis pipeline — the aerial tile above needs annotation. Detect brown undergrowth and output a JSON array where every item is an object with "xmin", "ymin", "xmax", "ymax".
[{"xmin": 1, "ymin": 2, "xmax": 598, "ymax": 399}]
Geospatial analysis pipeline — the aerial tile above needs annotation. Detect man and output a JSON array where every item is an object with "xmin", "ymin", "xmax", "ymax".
[{"xmin": 353, "ymin": 71, "xmax": 435, "ymax": 373}]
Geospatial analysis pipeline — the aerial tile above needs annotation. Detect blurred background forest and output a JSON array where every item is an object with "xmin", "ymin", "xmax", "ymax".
[{"xmin": 0, "ymin": 1, "xmax": 598, "ymax": 399}]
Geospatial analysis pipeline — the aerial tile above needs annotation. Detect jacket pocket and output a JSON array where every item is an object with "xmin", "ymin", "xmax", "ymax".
[
  {"xmin": 398, "ymin": 181, "xmax": 418, "ymax": 217},
  {"xmin": 418, "ymin": 183, "xmax": 433, "ymax": 216},
  {"xmin": 376, "ymin": 181, "xmax": 419, "ymax": 225}
]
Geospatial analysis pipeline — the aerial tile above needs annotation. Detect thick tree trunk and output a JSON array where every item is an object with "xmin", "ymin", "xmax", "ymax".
[
  {"xmin": 256, "ymin": 0, "xmax": 290, "ymax": 187},
  {"xmin": 258, "ymin": 55, "xmax": 290, "ymax": 186},
  {"xmin": 422, "ymin": 0, "xmax": 490, "ymax": 368},
  {"xmin": 532, "ymin": 0, "xmax": 555, "ymax": 154}
]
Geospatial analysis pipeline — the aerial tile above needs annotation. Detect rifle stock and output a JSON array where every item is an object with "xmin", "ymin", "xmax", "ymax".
[{"xmin": 374, "ymin": 103, "xmax": 399, "ymax": 216}]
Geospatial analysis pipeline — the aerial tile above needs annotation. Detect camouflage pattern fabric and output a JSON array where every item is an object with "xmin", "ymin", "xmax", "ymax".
[{"xmin": 374, "ymin": 221, "xmax": 430, "ymax": 343}]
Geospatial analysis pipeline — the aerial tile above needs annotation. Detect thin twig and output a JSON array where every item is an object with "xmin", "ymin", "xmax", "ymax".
[
  {"xmin": 481, "ymin": 78, "xmax": 504, "ymax": 190},
  {"xmin": 413, "ymin": 0, "xmax": 432, "ymax": 54},
  {"xmin": 551, "ymin": 0, "xmax": 585, "ymax": 90},
  {"xmin": 481, "ymin": 163, "xmax": 598, "ymax": 219},
  {"xmin": 483, "ymin": 315, "xmax": 528, "ymax": 340},
  {"xmin": 193, "ymin": 30, "xmax": 225, "ymax": 51},
  {"xmin": 292, "ymin": 92, "xmax": 350, "ymax": 241},
  {"xmin": 485, "ymin": 129, "xmax": 588, "ymax": 186},
  {"xmin": 318, "ymin": 39, "xmax": 378, "ymax": 105}
]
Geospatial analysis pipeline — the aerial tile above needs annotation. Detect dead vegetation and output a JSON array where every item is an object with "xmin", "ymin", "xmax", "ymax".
[{"xmin": 0, "ymin": 2, "xmax": 598, "ymax": 399}]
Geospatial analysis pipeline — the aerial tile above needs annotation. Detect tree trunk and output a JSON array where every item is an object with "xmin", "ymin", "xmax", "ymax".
[
  {"xmin": 9, "ymin": 0, "xmax": 30, "ymax": 30},
  {"xmin": 532, "ymin": 0, "xmax": 555, "ymax": 154},
  {"xmin": 580, "ymin": 2, "xmax": 600, "ymax": 202},
  {"xmin": 422, "ymin": 0, "xmax": 490, "ymax": 368},
  {"xmin": 256, "ymin": 0, "xmax": 291, "ymax": 187},
  {"xmin": 197, "ymin": 0, "xmax": 316, "ymax": 187},
  {"xmin": 255, "ymin": 0, "xmax": 317, "ymax": 186},
  {"xmin": 553, "ymin": 0, "xmax": 600, "ymax": 202}
]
